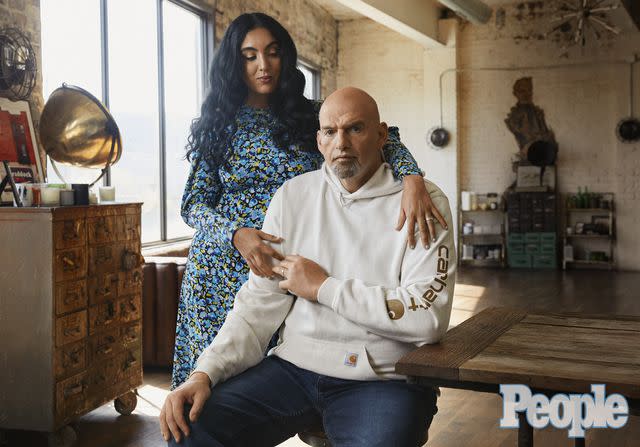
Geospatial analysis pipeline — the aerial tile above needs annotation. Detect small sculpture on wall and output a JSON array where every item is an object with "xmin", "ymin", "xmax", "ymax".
[{"xmin": 505, "ymin": 77, "xmax": 558, "ymax": 167}]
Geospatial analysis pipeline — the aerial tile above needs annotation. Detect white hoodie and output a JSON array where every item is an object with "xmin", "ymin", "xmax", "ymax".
[{"xmin": 193, "ymin": 162, "xmax": 456, "ymax": 386}]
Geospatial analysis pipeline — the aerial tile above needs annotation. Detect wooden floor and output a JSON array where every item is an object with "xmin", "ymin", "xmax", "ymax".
[{"xmin": 3, "ymin": 268, "xmax": 639, "ymax": 447}]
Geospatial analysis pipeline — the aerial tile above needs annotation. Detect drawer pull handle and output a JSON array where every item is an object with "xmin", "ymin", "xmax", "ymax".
[
  {"xmin": 64, "ymin": 291, "xmax": 79, "ymax": 304},
  {"xmin": 64, "ymin": 384, "xmax": 84, "ymax": 397},
  {"xmin": 121, "ymin": 251, "xmax": 141, "ymax": 271},
  {"xmin": 63, "ymin": 221, "xmax": 80, "ymax": 240},
  {"xmin": 98, "ymin": 346, "xmax": 112, "ymax": 355},
  {"xmin": 63, "ymin": 327, "xmax": 81, "ymax": 336},
  {"xmin": 62, "ymin": 256, "xmax": 77, "ymax": 270},
  {"xmin": 63, "ymin": 351, "xmax": 81, "ymax": 367},
  {"xmin": 124, "ymin": 358, "xmax": 137, "ymax": 369},
  {"xmin": 95, "ymin": 219, "xmax": 111, "ymax": 238}
]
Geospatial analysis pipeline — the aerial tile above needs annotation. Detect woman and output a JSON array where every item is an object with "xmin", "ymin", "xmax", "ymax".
[{"xmin": 172, "ymin": 12, "xmax": 447, "ymax": 389}]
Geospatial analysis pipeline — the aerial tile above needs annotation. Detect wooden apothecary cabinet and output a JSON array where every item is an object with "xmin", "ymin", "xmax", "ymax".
[{"xmin": 0, "ymin": 203, "xmax": 143, "ymax": 434}]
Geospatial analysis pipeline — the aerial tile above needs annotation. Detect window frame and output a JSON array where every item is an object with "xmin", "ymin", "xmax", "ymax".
[
  {"xmin": 93, "ymin": 0, "xmax": 214, "ymax": 246},
  {"xmin": 152, "ymin": 0, "xmax": 214, "ymax": 245},
  {"xmin": 297, "ymin": 57, "xmax": 322, "ymax": 101}
]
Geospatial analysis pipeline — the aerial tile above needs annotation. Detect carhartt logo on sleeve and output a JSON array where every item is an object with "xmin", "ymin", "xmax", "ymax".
[
  {"xmin": 409, "ymin": 245, "xmax": 450, "ymax": 312},
  {"xmin": 386, "ymin": 299, "xmax": 405, "ymax": 320},
  {"xmin": 344, "ymin": 353, "xmax": 358, "ymax": 367}
]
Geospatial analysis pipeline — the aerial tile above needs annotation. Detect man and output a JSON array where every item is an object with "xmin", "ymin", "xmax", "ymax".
[{"xmin": 160, "ymin": 87, "xmax": 456, "ymax": 447}]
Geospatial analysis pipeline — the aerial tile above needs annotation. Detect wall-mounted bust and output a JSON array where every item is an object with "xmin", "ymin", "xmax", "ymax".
[{"xmin": 505, "ymin": 77, "xmax": 558, "ymax": 166}]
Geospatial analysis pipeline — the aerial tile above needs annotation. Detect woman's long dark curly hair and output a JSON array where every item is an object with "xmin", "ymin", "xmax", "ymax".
[{"xmin": 186, "ymin": 12, "xmax": 319, "ymax": 167}]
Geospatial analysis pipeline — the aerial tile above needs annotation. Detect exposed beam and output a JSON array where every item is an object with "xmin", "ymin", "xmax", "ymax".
[
  {"xmin": 622, "ymin": 0, "xmax": 640, "ymax": 30},
  {"xmin": 335, "ymin": 0, "xmax": 444, "ymax": 47}
]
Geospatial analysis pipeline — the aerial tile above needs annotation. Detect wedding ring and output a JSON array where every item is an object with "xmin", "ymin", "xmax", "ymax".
[
  {"xmin": 426, "ymin": 217, "xmax": 435, "ymax": 222},
  {"xmin": 281, "ymin": 267, "xmax": 286, "ymax": 277}
]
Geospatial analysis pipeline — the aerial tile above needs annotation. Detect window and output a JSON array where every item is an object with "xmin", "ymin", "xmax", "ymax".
[
  {"xmin": 41, "ymin": 0, "xmax": 212, "ymax": 244},
  {"xmin": 297, "ymin": 60, "xmax": 321, "ymax": 100}
]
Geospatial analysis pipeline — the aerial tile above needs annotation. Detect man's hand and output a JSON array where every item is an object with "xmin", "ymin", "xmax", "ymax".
[
  {"xmin": 159, "ymin": 372, "xmax": 211, "ymax": 443},
  {"xmin": 272, "ymin": 255, "xmax": 328, "ymax": 301}
]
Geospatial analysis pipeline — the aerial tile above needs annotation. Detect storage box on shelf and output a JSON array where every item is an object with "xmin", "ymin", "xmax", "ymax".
[
  {"xmin": 458, "ymin": 193, "xmax": 506, "ymax": 268},
  {"xmin": 505, "ymin": 191, "xmax": 558, "ymax": 269},
  {"xmin": 506, "ymin": 232, "xmax": 557, "ymax": 269},
  {"xmin": 562, "ymin": 192, "xmax": 615, "ymax": 270},
  {"xmin": 0, "ymin": 204, "xmax": 143, "ymax": 435}
]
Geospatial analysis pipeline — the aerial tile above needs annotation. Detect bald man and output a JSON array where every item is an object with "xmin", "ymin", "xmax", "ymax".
[{"xmin": 161, "ymin": 87, "xmax": 456, "ymax": 447}]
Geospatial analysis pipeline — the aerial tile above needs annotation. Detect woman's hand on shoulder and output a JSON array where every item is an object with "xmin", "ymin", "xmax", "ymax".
[
  {"xmin": 397, "ymin": 175, "xmax": 448, "ymax": 249},
  {"xmin": 233, "ymin": 228, "xmax": 285, "ymax": 277}
]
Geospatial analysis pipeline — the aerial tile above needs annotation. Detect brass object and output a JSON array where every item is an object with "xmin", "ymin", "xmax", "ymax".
[{"xmin": 39, "ymin": 84, "xmax": 121, "ymax": 181}]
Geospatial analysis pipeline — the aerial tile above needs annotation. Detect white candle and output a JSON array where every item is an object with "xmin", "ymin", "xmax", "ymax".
[
  {"xmin": 99, "ymin": 186, "xmax": 116, "ymax": 202},
  {"xmin": 41, "ymin": 186, "xmax": 61, "ymax": 206}
]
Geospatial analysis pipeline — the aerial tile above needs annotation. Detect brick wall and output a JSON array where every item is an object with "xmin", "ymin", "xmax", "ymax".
[
  {"xmin": 458, "ymin": 0, "xmax": 640, "ymax": 270},
  {"xmin": 0, "ymin": 0, "xmax": 44, "ymax": 159}
]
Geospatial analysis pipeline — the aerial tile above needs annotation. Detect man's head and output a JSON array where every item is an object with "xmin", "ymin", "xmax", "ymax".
[
  {"xmin": 513, "ymin": 77, "xmax": 533, "ymax": 104},
  {"xmin": 317, "ymin": 87, "xmax": 388, "ymax": 192}
]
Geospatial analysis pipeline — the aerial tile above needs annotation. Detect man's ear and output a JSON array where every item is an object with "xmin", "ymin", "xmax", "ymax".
[
  {"xmin": 378, "ymin": 122, "xmax": 389, "ymax": 147},
  {"xmin": 317, "ymin": 130, "xmax": 325, "ymax": 156}
]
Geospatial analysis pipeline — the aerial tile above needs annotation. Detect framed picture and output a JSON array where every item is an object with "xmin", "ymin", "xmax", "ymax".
[{"xmin": 0, "ymin": 97, "xmax": 44, "ymax": 203}]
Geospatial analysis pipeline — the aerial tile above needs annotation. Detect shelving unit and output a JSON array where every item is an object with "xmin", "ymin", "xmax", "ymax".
[
  {"xmin": 458, "ymin": 208, "xmax": 506, "ymax": 268},
  {"xmin": 562, "ymin": 193, "xmax": 615, "ymax": 270},
  {"xmin": 505, "ymin": 191, "xmax": 558, "ymax": 269}
]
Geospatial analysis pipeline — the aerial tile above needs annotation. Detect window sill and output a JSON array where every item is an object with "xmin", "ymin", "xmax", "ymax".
[{"xmin": 142, "ymin": 238, "xmax": 192, "ymax": 258}]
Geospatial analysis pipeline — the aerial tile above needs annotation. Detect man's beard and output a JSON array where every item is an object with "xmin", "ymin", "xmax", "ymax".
[{"xmin": 331, "ymin": 158, "xmax": 360, "ymax": 179}]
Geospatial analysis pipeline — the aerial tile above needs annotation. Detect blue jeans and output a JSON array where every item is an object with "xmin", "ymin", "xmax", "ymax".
[{"xmin": 169, "ymin": 356, "xmax": 438, "ymax": 447}]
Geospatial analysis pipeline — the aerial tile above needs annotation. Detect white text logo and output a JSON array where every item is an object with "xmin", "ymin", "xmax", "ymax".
[{"xmin": 500, "ymin": 384, "xmax": 628, "ymax": 438}]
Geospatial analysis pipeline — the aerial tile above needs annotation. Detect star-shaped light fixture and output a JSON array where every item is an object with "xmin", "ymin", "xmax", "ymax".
[{"xmin": 550, "ymin": 0, "xmax": 620, "ymax": 47}]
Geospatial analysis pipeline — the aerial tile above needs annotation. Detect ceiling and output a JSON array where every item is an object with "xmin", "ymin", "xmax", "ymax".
[
  {"xmin": 309, "ymin": 0, "xmax": 364, "ymax": 20},
  {"xmin": 309, "ymin": 0, "xmax": 638, "ymax": 36}
]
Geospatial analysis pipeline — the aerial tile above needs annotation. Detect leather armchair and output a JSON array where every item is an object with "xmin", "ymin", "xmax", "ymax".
[{"xmin": 142, "ymin": 256, "xmax": 186, "ymax": 367}]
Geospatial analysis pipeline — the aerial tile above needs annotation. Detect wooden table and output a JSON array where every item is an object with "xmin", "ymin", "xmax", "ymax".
[{"xmin": 396, "ymin": 307, "xmax": 640, "ymax": 447}]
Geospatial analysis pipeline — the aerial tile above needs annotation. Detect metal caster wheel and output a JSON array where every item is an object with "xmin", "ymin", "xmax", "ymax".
[{"xmin": 114, "ymin": 390, "xmax": 137, "ymax": 415}]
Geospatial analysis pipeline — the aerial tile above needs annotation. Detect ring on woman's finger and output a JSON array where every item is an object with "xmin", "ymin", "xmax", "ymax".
[
  {"xmin": 426, "ymin": 217, "xmax": 435, "ymax": 222},
  {"xmin": 280, "ymin": 266, "xmax": 286, "ymax": 277}
]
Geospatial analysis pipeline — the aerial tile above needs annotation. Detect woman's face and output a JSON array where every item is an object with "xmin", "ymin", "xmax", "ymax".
[{"xmin": 241, "ymin": 27, "xmax": 281, "ymax": 106}]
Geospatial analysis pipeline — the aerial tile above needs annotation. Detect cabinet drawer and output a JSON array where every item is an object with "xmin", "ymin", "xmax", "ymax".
[
  {"xmin": 55, "ymin": 310, "xmax": 87, "ymax": 347},
  {"xmin": 87, "ymin": 216, "xmax": 117, "ymax": 244},
  {"xmin": 88, "ymin": 299, "xmax": 118, "ymax": 335},
  {"xmin": 54, "ymin": 219, "xmax": 86, "ymax": 250},
  {"xmin": 54, "ymin": 340, "xmax": 87, "ymax": 379},
  {"xmin": 119, "ymin": 294, "xmax": 142, "ymax": 324},
  {"xmin": 55, "ymin": 280, "xmax": 88, "ymax": 316},
  {"xmin": 55, "ymin": 372, "xmax": 89, "ymax": 423},
  {"xmin": 55, "ymin": 248, "xmax": 87, "ymax": 282},
  {"xmin": 116, "ymin": 214, "xmax": 140, "ymax": 241},
  {"xmin": 88, "ymin": 273, "xmax": 119, "ymax": 305},
  {"xmin": 508, "ymin": 253, "xmax": 532, "ymax": 268},
  {"xmin": 120, "ymin": 242, "xmax": 142, "ymax": 272},
  {"xmin": 121, "ymin": 323, "xmax": 142, "ymax": 349},
  {"xmin": 89, "ymin": 327, "xmax": 121, "ymax": 363},
  {"xmin": 86, "ymin": 356, "xmax": 120, "ymax": 408},
  {"xmin": 117, "ymin": 347, "xmax": 142, "ymax": 382},
  {"xmin": 88, "ymin": 243, "xmax": 121, "ymax": 276},
  {"xmin": 118, "ymin": 269, "xmax": 142, "ymax": 297}
]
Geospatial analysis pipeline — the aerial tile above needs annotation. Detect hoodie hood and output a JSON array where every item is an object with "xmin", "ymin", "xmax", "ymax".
[{"xmin": 321, "ymin": 162, "xmax": 404, "ymax": 206}]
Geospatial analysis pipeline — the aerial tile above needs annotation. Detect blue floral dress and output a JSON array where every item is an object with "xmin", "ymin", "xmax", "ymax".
[{"xmin": 171, "ymin": 104, "xmax": 422, "ymax": 388}]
